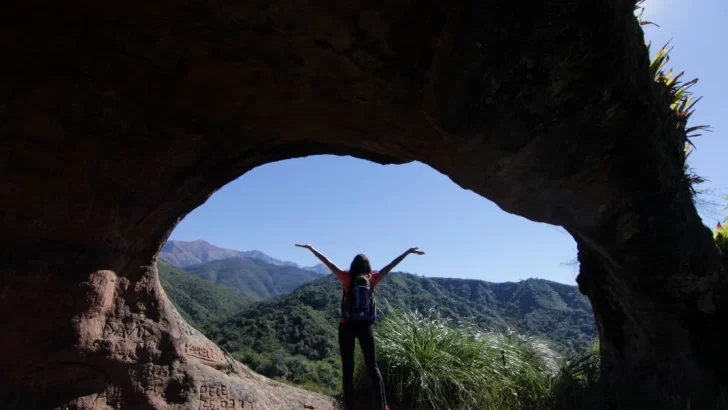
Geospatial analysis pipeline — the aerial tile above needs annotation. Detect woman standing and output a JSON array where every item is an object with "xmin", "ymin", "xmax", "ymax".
[{"xmin": 295, "ymin": 244, "xmax": 425, "ymax": 410}]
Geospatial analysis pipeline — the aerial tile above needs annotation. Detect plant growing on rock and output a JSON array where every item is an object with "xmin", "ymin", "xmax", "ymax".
[
  {"xmin": 637, "ymin": 0, "xmax": 710, "ymax": 196},
  {"xmin": 714, "ymin": 222, "xmax": 728, "ymax": 253}
]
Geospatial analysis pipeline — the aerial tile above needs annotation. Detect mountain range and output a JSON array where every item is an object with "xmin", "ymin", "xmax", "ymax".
[
  {"xmin": 182, "ymin": 257, "xmax": 323, "ymax": 300},
  {"xmin": 161, "ymin": 239, "xmax": 327, "ymax": 273}
]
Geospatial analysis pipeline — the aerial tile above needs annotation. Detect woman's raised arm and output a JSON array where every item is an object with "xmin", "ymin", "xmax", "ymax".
[
  {"xmin": 295, "ymin": 244, "xmax": 344, "ymax": 276},
  {"xmin": 377, "ymin": 247, "xmax": 425, "ymax": 278}
]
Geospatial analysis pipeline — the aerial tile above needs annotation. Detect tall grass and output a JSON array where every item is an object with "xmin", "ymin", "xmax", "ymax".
[
  {"xmin": 547, "ymin": 353, "xmax": 605, "ymax": 410},
  {"xmin": 353, "ymin": 309, "xmax": 558, "ymax": 410},
  {"xmin": 353, "ymin": 310, "xmax": 728, "ymax": 410}
]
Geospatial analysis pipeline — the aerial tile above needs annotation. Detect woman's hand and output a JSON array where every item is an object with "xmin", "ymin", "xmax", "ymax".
[
  {"xmin": 295, "ymin": 244, "xmax": 343, "ymax": 275},
  {"xmin": 378, "ymin": 247, "xmax": 425, "ymax": 277}
]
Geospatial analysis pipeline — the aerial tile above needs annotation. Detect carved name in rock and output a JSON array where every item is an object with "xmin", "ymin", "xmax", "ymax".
[
  {"xmin": 185, "ymin": 342, "xmax": 222, "ymax": 362},
  {"xmin": 199, "ymin": 384, "xmax": 255, "ymax": 409}
]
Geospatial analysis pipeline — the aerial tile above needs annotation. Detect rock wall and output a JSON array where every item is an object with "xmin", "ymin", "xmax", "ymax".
[
  {"xmin": 1, "ymin": 0, "xmax": 726, "ymax": 408},
  {"xmin": 1, "ymin": 264, "xmax": 339, "ymax": 409}
]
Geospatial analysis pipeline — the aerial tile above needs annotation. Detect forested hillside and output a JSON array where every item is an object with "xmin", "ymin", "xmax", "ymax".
[
  {"xmin": 157, "ymin": 259, "xmax": 254, "ymax": 332},
  {"xmin": 182, "ymin": 257, "xmax": 323, "ymax": 300},
  {"xmin": 158, "ymin": 270, "xmax": 597, "ymax": 394}
]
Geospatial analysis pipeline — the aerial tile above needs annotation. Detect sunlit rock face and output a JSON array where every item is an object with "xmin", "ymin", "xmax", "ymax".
[{"xmin": 0, "ymin": 0, "xmax": 725, "ymax": 408}]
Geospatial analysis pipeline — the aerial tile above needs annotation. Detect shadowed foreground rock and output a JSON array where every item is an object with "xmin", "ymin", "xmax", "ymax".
[
  {"xmin": 1, "ymin": 0, "xmax": 726, "ymax": 408},
  {"xmin": 1, "ymin": 266, "xmax": 339, "ymax": 409}
]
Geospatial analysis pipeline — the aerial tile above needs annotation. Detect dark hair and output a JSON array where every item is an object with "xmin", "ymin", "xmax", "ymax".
[{"xmin": 349, "ymin": 254, "xmax": 372, "ymax": 277}]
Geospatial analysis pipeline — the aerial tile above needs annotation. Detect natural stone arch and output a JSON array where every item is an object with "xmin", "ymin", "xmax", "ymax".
[{"xmin": 1, "ymin": 0, "xmax": 726, "ymax": 408}]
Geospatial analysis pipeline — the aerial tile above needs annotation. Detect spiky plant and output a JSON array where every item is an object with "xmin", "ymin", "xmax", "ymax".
[
  {"xmin": 649, "ymin": 46, "xmax": 711, "ymax": 145},
  {"xmin": 637, "ymin": 0, "xmax": 710, "ymax": 195},
  {"xmin": 635, "ymin": 0, "xmax": 659, "ymax": 29}
]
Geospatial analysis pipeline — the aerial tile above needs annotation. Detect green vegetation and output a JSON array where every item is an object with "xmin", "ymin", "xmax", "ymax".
[
  {"xmin": 159, "ymin": 262, "xmax": 595, "ymax": 395},
  {"xmin": 353, "ymin": 309, "xmax": 558, "ymax": 410},
  {"xmin": 183, "ymin": 257, "xmax": 322, "ymax": 300},
  {"xmin": 158, "ymin": 259, "xmax": 254, "ymax": 332},
  {"xmin": 159, "ymin": 254, "xmax": 728, "ymax": 409},
  {"xmin": 637, "ymin": 0, "xmax": 709, "ymax": 196},
  {"xmin": 715, "ymin": 223, "xmax": 728, "ymax": 253},
  {"xmin": 352, "ymin": 310, "xmax": 728, "ymax": 410}
]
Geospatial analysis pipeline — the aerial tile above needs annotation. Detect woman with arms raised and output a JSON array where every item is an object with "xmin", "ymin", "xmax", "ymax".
[{"xmin": 295, "ymin": 244, "xmax": 425, "ymax": 410}]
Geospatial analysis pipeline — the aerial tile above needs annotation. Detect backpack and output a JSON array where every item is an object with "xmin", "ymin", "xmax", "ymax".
[{"xmin": 341, "ymin": 274, "xmax": 377, "ymax": 322}]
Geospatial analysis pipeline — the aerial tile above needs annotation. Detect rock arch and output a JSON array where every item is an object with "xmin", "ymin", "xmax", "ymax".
[{"xmin": 1, "ymin": 0, "xmax": 726, "ymax": 408}]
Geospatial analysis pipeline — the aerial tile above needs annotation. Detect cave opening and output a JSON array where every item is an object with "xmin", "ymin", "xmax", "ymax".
[{"xmin": 154, "ymin": 154, "xmax": 591, "ymax": 396}]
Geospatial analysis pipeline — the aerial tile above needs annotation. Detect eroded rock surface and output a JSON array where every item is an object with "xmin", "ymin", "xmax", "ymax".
[
  {"xmin": 1, "ymin": 0, "xmax": 727, "ymax": 408},
  {"xmin": 1, "ymin": 266, "xmax": 339, "ymax": 409}
]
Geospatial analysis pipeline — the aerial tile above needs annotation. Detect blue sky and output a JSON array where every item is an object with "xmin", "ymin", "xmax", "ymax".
[{"xmin": 170, "ymin": 0, "xmax": 727, "ymax": 285}]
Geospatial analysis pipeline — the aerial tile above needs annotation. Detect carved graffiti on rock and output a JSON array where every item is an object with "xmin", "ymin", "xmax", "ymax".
[
  {"xmin": 102, "ymin": 319, "xmax": 154, "ymax": 341},
  {"xmin": 142, "ymin": 364, "xmax": 171, "ymax": 395},
  {"xmin": 198, "ymin": 384, "xmax": 254, "ymax": 409},
  {"xmin": 185, "ymin": 342, "xmax": 220, "ymax": 362}
]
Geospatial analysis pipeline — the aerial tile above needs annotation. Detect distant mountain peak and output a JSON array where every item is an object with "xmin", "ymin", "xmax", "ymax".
[{"xmin": 161, "ymin": 239, "xmax": 301, "ymax": 268}]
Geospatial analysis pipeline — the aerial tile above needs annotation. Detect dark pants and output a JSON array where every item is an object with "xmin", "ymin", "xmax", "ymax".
[{"xmin": 338, "ymin": 322, "xmax": 388, "ymax": 410}]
